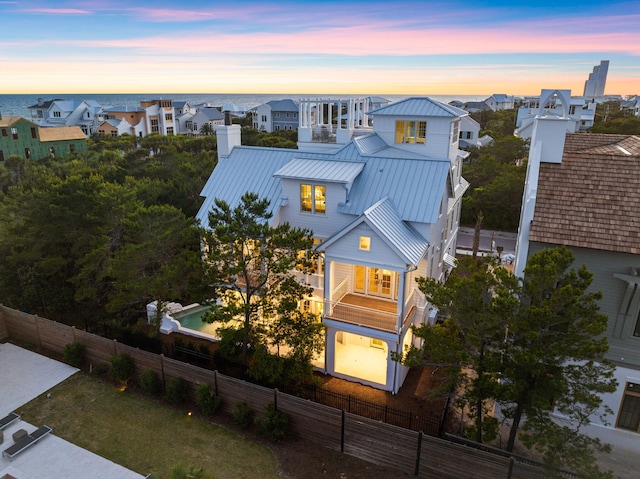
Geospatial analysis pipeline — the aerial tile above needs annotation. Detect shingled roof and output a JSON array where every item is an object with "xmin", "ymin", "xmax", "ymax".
[{"xmin": 529, "ymin": 133, "xmax": 640, "ymax": 254}]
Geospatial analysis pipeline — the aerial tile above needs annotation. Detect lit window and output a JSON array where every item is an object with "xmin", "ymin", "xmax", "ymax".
[
  {"xmin": 314, "ymin": 186, "xmax": 326, "ymax": 214},
  {"xmin": 300, "ymin": 184, "xmax": 326, "ymax": 215},
  {"xmin": 395, "ymin": 120, "xmax": 426, "ymax": 144},
  {"xmin": 359, "ymin": 236, "xmax": 370, "ymax": 251}
]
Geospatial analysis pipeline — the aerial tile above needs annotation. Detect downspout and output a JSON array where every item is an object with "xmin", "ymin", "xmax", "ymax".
[{"xmin": 393, "ymin": 262, "xmax": 419, "ymax": 393}]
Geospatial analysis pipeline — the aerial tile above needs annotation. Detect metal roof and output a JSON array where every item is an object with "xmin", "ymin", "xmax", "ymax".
[
  {"xmin": 370, "ymin": 97, "xmax": 467, "ymax": 118},
  {"xmin": 266, "ymin": 99, "xmax": 299, "ymax": 112},
  {"xmin": 362, "ymin": 197, "xmax": 429, "ymax": 265},
  {"xmin": 274, "ymin": 158, "xmax": 364, "ymax": 184}
]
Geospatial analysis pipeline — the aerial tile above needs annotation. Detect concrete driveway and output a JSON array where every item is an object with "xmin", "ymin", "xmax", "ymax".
[{"xmin": 0, "ymin": 342, "xmax": 145, "ymax": 479}]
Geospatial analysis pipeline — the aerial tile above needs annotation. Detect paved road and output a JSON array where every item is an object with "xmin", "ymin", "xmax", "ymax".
[{"xmin": 457, "ymin": 227, "xmax": 517, "ymax": 257}]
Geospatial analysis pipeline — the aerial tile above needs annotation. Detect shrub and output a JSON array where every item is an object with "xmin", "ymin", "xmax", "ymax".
[
  {"xmin": 109, "ymin": 353, "xmax": 135, "ymax": 386},
  {"xmin": 139, "ymin": 369, "xmax": 162, "ymax": 396},
  {"xmin": 232, "ymin": 401, "xmax": 254, "ymax": 429},
  {"xmin": 63, "ymin": 342, "xmax": 86, "ymax": 368},
  {"xmin": 195, "ymin": 383, "xmax": 221, "ymax": 417},
  {"xmin": 166, "ymin": 377, "xmax": 187, "ymax": 405},
  {"xmin": 255, "ymin": 404, "xmax": 290, "ymax": 442}
]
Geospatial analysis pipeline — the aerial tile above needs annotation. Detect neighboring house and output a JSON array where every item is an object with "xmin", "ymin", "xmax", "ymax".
[
  {"xmin": 485, "ymin": 94, "xmax": 515, "ymax": 111},
  {"xmin": 514, "ymin": 88, "xmax": 640, "ymax": 448},
  {"xmin": 251, "ymin": 99, "xmax": 299, "ymax": 132},
  {"xmin": 620, "ymin": 96, "xmax": 639, "ymax": 118},
  {"xmin": 27, "ymin": 98, "xmax": 106, "ymax": 137},
  {"xmin": 458, "ymin": 115, "xmax": 493, "ymax": 149},
  {"xmin": 463, "ymin": 101, "xmax": 491, "ymax": 113},
  {"xmin": 97, "ymin": 118, "xmax": 133, "ymax": 137},
  {"xmin": 0, "ymin": 114, "xmax": 87, "ymax": 161},
  {"xmin": 198, "ymin": 97, "xmax": 469, "ymax": 393},
  {"xmin": 104, "ymin": 106, "xmax": 147, "ymax": 137},
  {"xmin": 139, "ymin": 99, "xmax": 175, "ymax": 136},
  {"xmin": 514, "ymin": 94, "xmax": 596, "ymax": 139},
  {"xmin": 187, "ymin": 107, "xmax": 225, "ymax": 135}
]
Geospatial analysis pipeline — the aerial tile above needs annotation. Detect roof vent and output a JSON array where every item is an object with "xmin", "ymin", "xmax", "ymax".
[{"xmin": 224, "ymin": 110, "xmax": 232, "ymax": 126}]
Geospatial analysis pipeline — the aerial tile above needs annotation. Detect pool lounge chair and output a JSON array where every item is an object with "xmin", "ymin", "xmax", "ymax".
[
  {"xmin": 2, "ymin": 425, "xmax": 52, "ymax": 460},
  {"xmin": 0, "ymin": 412, "xmax": 20, "ymax": 430}
]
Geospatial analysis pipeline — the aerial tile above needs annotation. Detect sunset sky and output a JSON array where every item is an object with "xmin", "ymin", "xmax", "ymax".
[{"xmin": 1, "ymin": 0, "xmax": 638, "ymax": 96}]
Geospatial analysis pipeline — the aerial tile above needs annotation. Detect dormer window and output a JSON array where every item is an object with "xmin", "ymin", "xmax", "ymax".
[
  {"xmin": 301, "ymin": 184, "xmax": 326, "ymax": 214},
  {"xmin": 395, "ymin": 120, "xmax": 426, "ymax": 144}
]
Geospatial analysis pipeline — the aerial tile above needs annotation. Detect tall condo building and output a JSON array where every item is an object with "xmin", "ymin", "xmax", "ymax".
[{"xmin": 583, "ymin": 60, "xmax": 609, "ymax": 97}]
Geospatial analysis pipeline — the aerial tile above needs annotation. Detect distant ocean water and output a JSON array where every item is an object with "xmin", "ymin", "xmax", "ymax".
[{"xmin": 0, "ymin": 93, "xmax": 488, "ymax": 119}]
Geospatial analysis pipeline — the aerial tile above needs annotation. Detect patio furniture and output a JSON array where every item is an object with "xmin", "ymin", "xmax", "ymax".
[
  {"xmin": 3, "ymin": 425, "xmax": 52, "ymax": 460},
  {"xmin": 0, "ymin": 412, "xmax": 20, "ymax": 430}
]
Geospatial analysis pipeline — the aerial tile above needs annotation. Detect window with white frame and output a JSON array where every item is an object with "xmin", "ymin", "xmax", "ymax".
[
  {"xmin": 359, "ymin": 236, "xmax": 371, "ymax": 251},
  {"xmin": 300, "ymin": 184, "xmax": 326, "ymax": 214}
]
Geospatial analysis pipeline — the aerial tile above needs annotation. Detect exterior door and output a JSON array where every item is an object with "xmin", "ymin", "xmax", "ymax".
[{"xmin": 354, "ymin": 266, "xmax": 395, "ymax": 299}]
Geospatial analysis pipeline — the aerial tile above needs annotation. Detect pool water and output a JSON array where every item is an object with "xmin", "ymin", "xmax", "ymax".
[{"xmin": 172, "ymin": 306, "xmax": 220, "ymax": 336}]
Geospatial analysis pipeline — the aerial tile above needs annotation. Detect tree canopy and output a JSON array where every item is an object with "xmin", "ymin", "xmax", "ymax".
[
  {"xmin": 409, "ymin": 247, "xmax": 616, "ymax": 478},
  {"xmin": 203, "ymin": 192, "xmax": 324, "ymax": 385}
]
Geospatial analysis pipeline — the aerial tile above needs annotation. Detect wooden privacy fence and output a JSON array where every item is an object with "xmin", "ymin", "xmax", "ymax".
[{"xmin": 0, "ymin": 305, "xmax": 577, "ymax": 479}]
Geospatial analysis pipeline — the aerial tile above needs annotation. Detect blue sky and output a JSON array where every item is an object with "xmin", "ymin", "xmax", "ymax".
[{"xmin": 1, "ymin": 0, "xmax": 638, "ymax": 95}]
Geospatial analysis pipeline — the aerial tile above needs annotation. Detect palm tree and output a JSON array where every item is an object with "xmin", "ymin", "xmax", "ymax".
[{"xmin": 199, "ymin": 123, "xmax": 214, "ymax": 136}]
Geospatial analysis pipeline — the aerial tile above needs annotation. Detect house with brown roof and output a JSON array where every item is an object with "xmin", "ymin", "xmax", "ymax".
[
  {"xmin": 0, "ymin": 114, "xmax": 87, "ymax": 161},
  {"xmin": 514, "ymin": 89, "xmax": 640, "ymax": 447}
]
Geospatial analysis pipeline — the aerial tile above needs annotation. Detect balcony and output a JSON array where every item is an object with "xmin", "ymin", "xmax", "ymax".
[{"xmin": 325, "ymin": 293, "xmax": 416, "ymax": 333}]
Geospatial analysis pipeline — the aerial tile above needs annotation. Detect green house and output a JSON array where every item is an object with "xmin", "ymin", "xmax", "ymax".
[{"xmin": 0, "ymin": 115, "xmax": 87, "ymax": 161}]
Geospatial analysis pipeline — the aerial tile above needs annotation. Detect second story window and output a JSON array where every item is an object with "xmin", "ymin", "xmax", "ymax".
[
  {"xmin": 301, "ymin": 184, "xmax": 326, "ymax": 214},
  {"xmin": 11, "ymin": 128, "xmax": 18, "ymax": 140},
  {"xmin": 53, "ymin": 111, "xmax": 61, "ymax": 118},
  {"xmin": 395, "ymin": 120, "xmax": 426, "ymax": 144}
]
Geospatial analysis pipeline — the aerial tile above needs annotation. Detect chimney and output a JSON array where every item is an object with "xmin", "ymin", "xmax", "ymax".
[
  {"xmin": 216, "ymin": 110, "xmax": 241, "ymax": 158},
  {"xmin": 530, "ymin": 89, "xmax": 573, "ymax": 164}
]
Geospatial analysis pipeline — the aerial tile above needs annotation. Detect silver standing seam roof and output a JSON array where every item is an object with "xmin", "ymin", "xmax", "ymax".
[
  {"xmin": 196, "ymin": 137, "xmax": 450, "ymax": 230},
  {"xmin": 318, "ymin": 196, "xmax": 429, "ymax": 266},
  {"xmin": 369, "ymin": 97, "xmax": 468, "ymax": 118}
]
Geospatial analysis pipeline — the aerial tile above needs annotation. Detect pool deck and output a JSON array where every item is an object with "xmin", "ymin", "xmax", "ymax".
[{"xmin": 0, "ymin": 342, "xmax": 145, "ymax": 479}]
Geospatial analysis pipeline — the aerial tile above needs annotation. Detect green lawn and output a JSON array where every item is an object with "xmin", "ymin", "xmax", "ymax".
[{"xmin": 19, "ymin": 373, "xmax": 284, "ymax": 479}]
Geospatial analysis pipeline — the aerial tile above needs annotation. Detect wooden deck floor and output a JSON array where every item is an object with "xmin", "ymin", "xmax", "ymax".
[{"xmin": 339, "ymin": 293, "xmax": 398, "ymax": 312}]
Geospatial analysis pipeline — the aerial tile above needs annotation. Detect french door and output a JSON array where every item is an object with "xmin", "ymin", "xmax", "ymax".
[{"xmin": 354, "ymin": 266, "xmax": 396, "ymax": 299}]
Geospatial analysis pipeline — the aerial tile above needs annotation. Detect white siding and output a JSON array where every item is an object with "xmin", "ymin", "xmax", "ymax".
[
  {"xmin": 279, "ymin": 179, "xmax": 353, "ymax": 238},
  {"xmin": 325, "ymin": 223, "xmax": 407, "ymax": 270}
]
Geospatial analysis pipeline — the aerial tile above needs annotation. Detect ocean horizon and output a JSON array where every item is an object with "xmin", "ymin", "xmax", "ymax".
[{"xmin": 0, "ymin": 93, "xmax": 489, "ymax": 119}]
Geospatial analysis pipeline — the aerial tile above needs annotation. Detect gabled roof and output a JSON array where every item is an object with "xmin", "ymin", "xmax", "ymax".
[
  {"xmin": 194, "ymin": 107, "xmax": 224, "ymax": 121},
  {"xmin": 274, "ymin": 158, "xmax": 364, "ymax": 185},
  {"xmin": 38, "ymin": 126, "xmax": 86, "ymax": 142},
  {"xmin": 0, "ymin": 115, "xmax": 33, "ymax": 127},
  {"xmin": 320, "ymin": 197, "xmax": 429, "ymax": 266},
  {"xmin": 27, "ymin": 99, "xmax": 64, "ymax": 109},
  {"xmin": 266, "ymin": 99, "xmax": 298, "ymax": 112},
  {"xmin": 370, "ymin": 97, "xmax": 466, "ymax": 118},
  {"xmin": 529, "ymin": 133, "xmax": 640, "ymax": 254}
]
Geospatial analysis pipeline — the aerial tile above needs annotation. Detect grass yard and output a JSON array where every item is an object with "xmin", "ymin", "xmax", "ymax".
[{"xmin": 18, "ymin": 372, "xmax": 284, "ymax": 479}]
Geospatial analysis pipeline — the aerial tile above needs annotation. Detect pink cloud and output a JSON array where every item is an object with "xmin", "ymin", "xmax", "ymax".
[{"xmin": 79, "ymin": 22, "xmax": 640, "ymax": 57}]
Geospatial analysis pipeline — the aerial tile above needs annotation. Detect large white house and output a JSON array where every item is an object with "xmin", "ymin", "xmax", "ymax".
[{"xmin": 196, "ymin": 97, "xmax": 469, "ymax": 393}]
